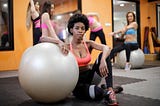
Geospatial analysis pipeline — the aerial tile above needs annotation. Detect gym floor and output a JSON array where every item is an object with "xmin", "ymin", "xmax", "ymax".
[{"xmin": 0, "ymin": 60, "xmax": 160, "ymax": 106}]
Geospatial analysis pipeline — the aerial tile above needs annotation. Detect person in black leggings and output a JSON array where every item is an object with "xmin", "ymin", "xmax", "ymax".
[
  {"xmin": 73, "ymin": 53, "xmax": 113, "ymax": 100},
  {"xmin": 42, "ymin": 13, "xmax": 122, "ymax": 106},
  {"xmin": 67, "ymin": 13, "xmax": 120, "ymax": 106},
  {"xmin": 110, "ymin": 43, "xmax": 139, "ymax": 63},
  {"xmin": 86, "ymin": 12, "xmax": 106, "ymax": 45},
  {"xmin": 26, "ymin": 0, "xmax": 41, "ymax": 45},
  {"xmin": 109, "ymin": 11, "xmax": 139, "ymax": 71}
]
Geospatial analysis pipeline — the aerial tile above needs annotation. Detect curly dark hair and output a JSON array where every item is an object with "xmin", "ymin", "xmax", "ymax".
[{"xmin": 67, "ymin": 13, "xmax": 89, "ymax": 35}]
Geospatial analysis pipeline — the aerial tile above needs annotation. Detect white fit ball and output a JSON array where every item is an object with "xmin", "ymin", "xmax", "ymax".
[
  {"xmin": 18, "ymin": 43, "xmax": 79, "ymax": 103},
  {"xmin": 116, "ymin": 48, "xmax": 145, "ymax": 68}
]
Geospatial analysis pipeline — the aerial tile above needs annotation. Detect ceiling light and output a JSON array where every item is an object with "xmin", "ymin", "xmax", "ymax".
[
  {"xmin": 3, "ymin": 3, "xmax": 8, "ymax": 8},
  {"xmin": 120, "ymin": 3, "xmax": 124, "ymax": 7},
  {"xmin": 56, "ymin": 15, "xmax": 62, "ymax": 20}
]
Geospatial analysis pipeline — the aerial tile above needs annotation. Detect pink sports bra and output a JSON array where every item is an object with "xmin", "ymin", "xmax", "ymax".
[
  {"xmin": 41, "ymin": 21, "xmax": 56, "ymax": 29},
  {"xmin": 32, "ymin": 16, "xmax": 41, "ymax": 28},
  {"xmin": 70, "ymin": 42, "xmax": 91, "ymax": 66}
]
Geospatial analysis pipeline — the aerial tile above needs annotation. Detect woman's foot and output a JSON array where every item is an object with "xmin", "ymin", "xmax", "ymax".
[
  {"xmin": 101, "ymin": 84, "xmax": 123, "ymax": 94},
  {"xmin": 113, "ymin": 86, "xmax": 123, "ymax": 94},
  {"xmin": 104, "ymin": 90, "xmax": 119, "ymax": 106},
  {"xmin": 124, "ymin": 63, "xmax": 131, "ymax": 71}
]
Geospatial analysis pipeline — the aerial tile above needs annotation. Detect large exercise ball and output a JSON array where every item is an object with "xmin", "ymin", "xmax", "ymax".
[
  {"xmin": 18, "ymin": 43, "xmax": 79, "ymax": 103},
  {"xmin": 116, "ymin": 49, "xmax": 145, "ymax": 68}
]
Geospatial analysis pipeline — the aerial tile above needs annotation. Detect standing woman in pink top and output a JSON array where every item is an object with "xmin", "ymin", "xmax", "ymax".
[
  {"xmin": 86, "ymin": 12, "xmax": 107, "ymax": 45},
  {"xmin": 39, "ymin": 0, "xmax": 68, "ymax": 55},
  {"xmin": 26, "ymin": 0, "xmax": 41, "ymax": 45}
]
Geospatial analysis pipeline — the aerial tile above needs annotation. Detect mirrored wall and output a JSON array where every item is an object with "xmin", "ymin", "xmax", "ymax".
[
  {"xmin": 0, "ymin": 0, "xmax": 81, "ymax": 51},
  {"xmin": 32, "ymin": 0, "xmax": 80, "ymax": 44},
  {"xmin": 0, "ymin": 0, "xmax": 13, "ymax": 50},
  {"xmin": 112, "ymin": 0, "xmax": 140, "ymax": 47}
]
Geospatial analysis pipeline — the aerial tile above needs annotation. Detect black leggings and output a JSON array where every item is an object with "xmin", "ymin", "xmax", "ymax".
[
  {"xmin": 90, "ymin": 29, "xmax": 106, "ymax": 45},
  {"xmin": 110, "ymin": 43, "xmax": 139, "ymax": 62},
  {"xmin": 73, "ymin": 53, "xmax": 112, "ymax": 100},
  {"xmin": 1, "ymin": 33, "xmax": 9, "ymax": 47},
  {"xmin": 33, "ymin": 28, "xmax": 42, "ymax": 45}
]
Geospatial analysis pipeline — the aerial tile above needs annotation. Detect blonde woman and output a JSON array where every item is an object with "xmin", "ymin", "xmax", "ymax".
[{"xmin": 26, "ymin": 0, "xmax": 41, "ymax": 45}]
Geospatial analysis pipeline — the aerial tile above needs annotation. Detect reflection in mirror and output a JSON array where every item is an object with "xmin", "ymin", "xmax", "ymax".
[
  {"xmin": 112, "ymin": 0, "xmax": 136, "ymax": 47},
  {"xmin": 0, "ymin": 0, "xmax": 13, "ymax": 50},
  {"xmin": 28, "ymin": 0, "xmax": 80, "ymax": 44},
  {"xmin": 50, "ymin": 0, "xmax": 80, "ymax": 43},
  {"xmin": 53, "ymin": 10, "xmax": 80, "ymax": 43}
]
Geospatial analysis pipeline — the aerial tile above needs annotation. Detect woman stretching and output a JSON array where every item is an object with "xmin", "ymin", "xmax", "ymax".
[
  {"xmin": 109, "ymin": 11, "xmax": 139, "ymax": 71},
  {"xmin": 26, "ymin": 0, "xmax": 41, "ymax": 45},
  {"xmin": 86, "ymin": 12, "xmax": 107, "ymax": 45}
]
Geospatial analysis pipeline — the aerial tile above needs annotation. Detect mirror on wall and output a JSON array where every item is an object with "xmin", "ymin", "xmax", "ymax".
[
  {"xmin": 29, "ymin": 0, "xmax": 80, "ymax": 44},
  {"xmin": 0, "ymin": 0, "xmax": 81, "ymax": 50},
  {"xmin": 112, "ymin": 0, "xmax": 139, "ymax": 47},
  {"xmin": 53, "ymin": 10, "xmax": 80, "ymax": 43},
  {"xmin": 49, "ymin": 0, "xmax": 80, "ymax": 43},
  {"xmin": 0, "ymin": 0, "xmax": 13, "ymax": 50}
]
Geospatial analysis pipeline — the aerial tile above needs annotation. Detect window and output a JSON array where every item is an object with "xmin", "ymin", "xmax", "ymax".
[{"xmin": 0, "ymin": 0, "xmax": 14, "ymax": 50}]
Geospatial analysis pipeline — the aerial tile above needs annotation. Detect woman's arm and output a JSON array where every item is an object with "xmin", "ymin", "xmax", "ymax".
[
  {"xmin": 86, "ymin": 12, "xmax": 100, "ymax": 22},
  {"xmin": 30, "ymin": 0, "xmax": 39, "ymax": 19},
  {"xmin": 87, "ymin": 40, "xmax": 111, "ymax": 77},
  {"xmin": 30, "ymin": 0, "xmax": 35, "ymax": 12},
  {"xmin": 109, "ymin": 24, "xmax": 128, "ymax": 37},
  {"xmin": 108, "ymin": 29, "xmax": 124, "ymax": 37},
  {"xmin": 126, "ymin": 22, "xmax": 138, "ymax": 30},
  {"xmin": 87, "ymin": 40, "xmax": 111, "ymax": 61},
  {"xmin": 40, "ymin": 13, "xmax": 69, "ymax": 55}
]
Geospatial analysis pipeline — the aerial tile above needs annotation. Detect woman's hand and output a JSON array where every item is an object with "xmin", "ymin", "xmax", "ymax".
[
  {"xmin": 40, "ymin": 36, "xmax": 69, "ymax": 55},
  {"xmin": 99, "ymin": 60, "xmax": 108, "ymax": 77},
  {"xmin": 108, "ymin": 32, "xmax": 115, "ymax": 36},
  {"xmin": 39, "ymin": 36, "xmax": 49, "ymax": 42},
  {"xmin": 58, "ymin": 42, "xmax": 69, "ymax": 55}
]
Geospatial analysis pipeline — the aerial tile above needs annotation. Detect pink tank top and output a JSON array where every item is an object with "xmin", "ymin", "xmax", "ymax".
[
  {"xmin": 88, "ymin": 16, "xmax": 102, "ymax": 32},
  {"xmin": 34, "ymin": 19, "xmax": 40, "ymax": 28},
  {"xmin": 70, "ymin": 42, "xmax": 91, "ymax": 66},
  {"xmin": 88, "ymin": 16, "xmax": 94, "ymax": 26},
  {"xmin": 41, "ymin": 21, "xmax": 56, "ymax": 29}
]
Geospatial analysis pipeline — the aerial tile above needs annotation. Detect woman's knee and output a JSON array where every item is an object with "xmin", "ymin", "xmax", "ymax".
[{"xmin": 73, "ymin": 84, "xmax": 104, "ymax": 101}]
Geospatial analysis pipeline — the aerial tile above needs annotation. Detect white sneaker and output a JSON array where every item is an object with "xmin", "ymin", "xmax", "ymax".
[{"xmin": 124, "ymin": 63, "xmax": 131, "ymax": 71}]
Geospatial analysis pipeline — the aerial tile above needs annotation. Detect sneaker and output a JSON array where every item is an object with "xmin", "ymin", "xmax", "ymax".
[
  {"xmin": 113, "ymin": 86, "xmax": 123, "ymax": 94},
  {"xmin": 124, "ymin": 63, "xmax": 131, "ymax": 71},
  {"xmin": 104, "ymin": 90, "xmax": 119, "ymax": 106},
  {"xmin": 101, "ymin": 84, "xmax": 123, "ymax": 94}
]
